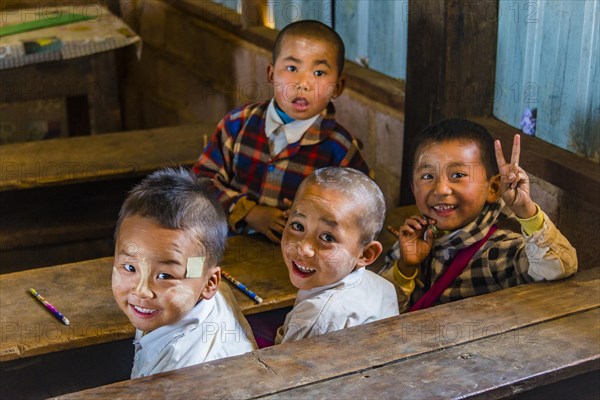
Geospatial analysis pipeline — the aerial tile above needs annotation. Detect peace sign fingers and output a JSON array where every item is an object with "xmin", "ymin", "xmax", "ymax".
[
  {"xmin": 495, "ymin": 134, "xmax": 521, "ymax": 185},
  {"xmin": 510, "ymin": 133, "xmax": 521, "ymax": 167},
  {"xmin": 495, "ymin": 134, "xmax": 521, "ymax": 168}
]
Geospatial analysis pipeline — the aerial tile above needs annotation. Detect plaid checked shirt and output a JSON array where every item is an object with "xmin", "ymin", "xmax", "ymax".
[
  {"xmin": 383, "ymin": 200, "xmax": 578, "ymax": 312},
  {"xmin": 192, "ymin": 101, "xmax": 370, "ymax": 227}
]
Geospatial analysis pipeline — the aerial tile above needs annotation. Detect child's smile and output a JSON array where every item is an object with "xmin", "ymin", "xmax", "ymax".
[
  {"xmin": 430, "ymin": 203, "xmax": 458, "ymax": 218},
  {"xmin": 291, "ymin": 260, "xmax": 317, "ymax": 277},
  {"xmin": 412, "ymin": 140, "xmax": 499, "ymax": 232},
  {"xmin": 281, "ymin": 183, "xmax": 368, "ymax": 290},
  {"xmin": 112, "ymin": 216, "xmax": 206, "ymax": 332}
]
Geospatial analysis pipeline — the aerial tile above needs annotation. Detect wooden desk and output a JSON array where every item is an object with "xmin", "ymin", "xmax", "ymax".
[
  {"xmin": 0, "ymin": 204, "xmax": 422, "ymax": 362},
  {"xmin": 0, "ymin": 5, "xmax": 141, "ymax": 138},
  {"xmin": 56, "ymin": 269, "xmax": 600, "ymax": 399},
  {"xmin": 0, "ymin": 235, "xmax": 294, "ymax": 363}
]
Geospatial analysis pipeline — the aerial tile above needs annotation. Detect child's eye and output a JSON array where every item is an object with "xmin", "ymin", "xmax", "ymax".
[
  {"xmin": 314, "ymin": 70, "xmax": 325, "ymax": 77},
  {"xmin": 123, "ymin": 264, "xmax": 136, "ymax": 273},
  {"xmin": 420, "ymin": 173, "xmax": 434, "ymax": 180},
  {"xmin": 319, "ymin": 233, "xmax": 335, "ymax": 242},
  {"xmin": 450, "ymin": 172, "xmax": 467, "ymax": 179},
  {"xmin": 290, "ymin": 221, "xmax": 304, "ymax": 232},
  {"xmin": 157, "ymin": 273, "xmax": 174, "ymax": 280},
  {"xmin": 286, "ymin": 65, "xmax": 297, "ymax": 72}
]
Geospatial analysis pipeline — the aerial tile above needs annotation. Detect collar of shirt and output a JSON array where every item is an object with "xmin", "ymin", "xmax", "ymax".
[
  {"xmin": 134, "ymin": 295, "xmax": 217, "ymax": 357},
  {"xmin": 265, "ymin": 98, "xmax": 321, "ymax": 145},
  {"xmin": 295, "ymin": 267, "xmax": 365, "ymax": 305}
]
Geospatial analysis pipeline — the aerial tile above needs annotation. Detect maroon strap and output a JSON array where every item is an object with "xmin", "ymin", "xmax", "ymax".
[{"xmin": 410, "ymin": 225, "xmax": 498, "ymax": 312}]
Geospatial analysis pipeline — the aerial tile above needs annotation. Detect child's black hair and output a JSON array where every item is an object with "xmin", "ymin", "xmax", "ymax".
[
  {"xmin": 115, "ymin": 167, "xmax": 227, "ymax": 267},
  {"xmin": 410, "ymin": 119, "xmax": 499, "ymax": 179},
  {"xmin": 273, "ymin": 19, "xmax": 345, "ymax": 75}
]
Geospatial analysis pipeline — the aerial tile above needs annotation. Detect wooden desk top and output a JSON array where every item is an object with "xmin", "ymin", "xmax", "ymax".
[
  {"xmin": 0, "ymin": 124, "xmax": 213, "ymax": 192},
  {"xmin": 56, "ymin": 268, "xmax": 600, "ymax": 400},
  {"xmin": 0, "ymin": 205, "xmax": 420, "ymax": 361},
  {"xmin": 0, "ymin": 235, "xmax": 294, "ymax": 362}
]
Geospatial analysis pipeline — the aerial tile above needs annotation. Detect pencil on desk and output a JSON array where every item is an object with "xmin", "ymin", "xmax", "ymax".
[
  {"xmin": 28, "ymin": 288, "xmax": 70, "ymax": 325},
  {"xmin": 221, "ymin": 270, "xmax": 263, "ymax": 304}
]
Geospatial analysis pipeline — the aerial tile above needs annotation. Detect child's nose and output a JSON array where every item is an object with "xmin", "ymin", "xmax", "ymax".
[
  {"xmin": 297, "ymin": 72, "xmax": 312, "ymax": 92},
  {"xmin": 434, "ymin": 177, "xmax": 452, "ymax": 196},
  {"xmin": 298, "ymin": 237, "xmax": 316, "ymax": 258},
  {"xmin": 133, "ymin": 276, "xmax": 154, "ymax": 298}
]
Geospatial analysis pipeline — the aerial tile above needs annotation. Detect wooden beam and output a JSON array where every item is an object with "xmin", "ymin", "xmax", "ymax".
[
  {"xmin": 401, "ymin": 0, "xmax": 499, "ymax": 204},
  {"xmin": 241, "ymin": 0, "xmax": 267, "ymax": 28}
]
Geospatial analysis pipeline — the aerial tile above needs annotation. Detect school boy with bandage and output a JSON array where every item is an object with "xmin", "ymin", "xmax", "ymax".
[{"xmin": 112, "ymin": 167, "xmax": 256, "ymax": 378}]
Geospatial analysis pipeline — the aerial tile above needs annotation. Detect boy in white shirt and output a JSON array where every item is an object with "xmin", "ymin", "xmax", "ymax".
[
  {"xmin": 112, "ymin": 167, "xmax": 256, "ymax": 378},
  {"xmin": 275, "ymin": 167, "xmax": 399, "ymax": 343}
]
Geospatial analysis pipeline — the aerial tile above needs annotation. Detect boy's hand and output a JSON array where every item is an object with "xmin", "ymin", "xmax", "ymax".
[
  {"xmin": 282, "ymin": 198, "xmax": 293, "ymax": 220},
  {"xmin": 245, "ymin": 201, "xmax": 291, "ymax": 244},
  {"xmin": 494, "ymin": 134, "xmax": 537, "ymax": 219},
  {"xmin": 392, "ymin": 215, "xmax": 435, "ymax": 270}
]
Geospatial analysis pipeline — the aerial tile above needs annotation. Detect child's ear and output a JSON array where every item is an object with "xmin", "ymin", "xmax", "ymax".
[
  {"xmin": 267, "ymin": 63, "xmax": 274, "ymax": 84},
  {"xmin": 356, "ymin": 240, "xmax": 383, "ymax": 268},
  {"xmin": 486, "ymin": 174, "xmax": 502, "ymax": 203},
  {"xmin": 331, "ymin": 74, "xmax": 346, "ymax": 99},
  {"xmin": 201, "ymin": 266, "xmax": 221, "ymax": 300}
]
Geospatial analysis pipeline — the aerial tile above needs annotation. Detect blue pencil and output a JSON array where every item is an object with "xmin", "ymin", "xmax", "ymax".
[{"xmin": 221, "ymin": 270, "xmax": 263, "ymax": 304}]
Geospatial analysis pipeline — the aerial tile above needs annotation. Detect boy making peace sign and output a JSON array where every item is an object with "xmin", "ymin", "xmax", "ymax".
[{"xmin": 383, "ymin": 119, "xmax": 577, "ymax": 312}]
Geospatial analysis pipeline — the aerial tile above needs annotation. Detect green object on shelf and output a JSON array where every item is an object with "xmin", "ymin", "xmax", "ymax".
[{"xmin": 0, "ymin": 13, "xmax": 95, "ymax": 37}]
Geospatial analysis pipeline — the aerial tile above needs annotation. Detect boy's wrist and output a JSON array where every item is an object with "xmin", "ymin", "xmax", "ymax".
[
  {"xmin": 513, "ymin": 199, "xmax": 538, "ymax": 219},
  {"xmin": 516, "ymin": 203, "xmax": 544, "ymax": 235},
  {"xmin": 397, "ymin": 262, "xmax": 419, "ymax": 278}
]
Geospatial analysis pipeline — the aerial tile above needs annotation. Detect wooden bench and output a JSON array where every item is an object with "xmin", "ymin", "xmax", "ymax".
[
  {"xmin": 0, "ymin": 124, "xmax": 212, "ymax": 191},
  {"xmin": 53, "ymin": 268, "xmax": 600, "ymax": 399},
  {"xmin": 0, "ymin": 124, "xmax": 213, "ymax": 272}
]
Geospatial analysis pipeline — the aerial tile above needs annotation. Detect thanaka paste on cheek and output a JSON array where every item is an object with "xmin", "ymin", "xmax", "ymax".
[
  {"xmin": 111, "ymin": 265, "xmax": 121, "ymax": 286},
  {"xmin": 330, "ymin": 246, "xmax": 359, "ymax": 272},
  {"xmin": 165, "ymin": 284, "xmax": 197, "ymax": 311}
]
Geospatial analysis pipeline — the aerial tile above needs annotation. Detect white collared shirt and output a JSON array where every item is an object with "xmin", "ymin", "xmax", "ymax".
[
  {"xmin": 264, "ymin": 99, "xmax": 321, "ymax": 156},
  {"xmin": 131, "ymin": 285, "xmax": 256, "ymax": 378},
  {"xmin": 275, "ymin": 268, "xmax": 399, "ymax": 344}
]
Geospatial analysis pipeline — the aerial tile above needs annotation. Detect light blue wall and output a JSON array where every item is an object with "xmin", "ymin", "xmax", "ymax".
[
  {"xmin": 212, "ymin": 0, "xmax": 241, "ymax": 12},
  {"xmin": 495, "ymin": 0, "xmax": 599, "ymax": 160},
  {"xmin": 269, "ymin": 0, "xmax": 332, "ymax": 27},
  {"xmin": 269, "ymin": 0, "xmax": 407, "ymax": 80}
]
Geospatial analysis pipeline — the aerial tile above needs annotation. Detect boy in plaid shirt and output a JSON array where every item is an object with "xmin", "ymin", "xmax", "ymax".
[
  {"xmin": 193, "ymin": 20, "xmax": 369, "ymax": 243},
  {"xmin": 382, "ymin": 119, "xmax": 577, "ymax": 312}
]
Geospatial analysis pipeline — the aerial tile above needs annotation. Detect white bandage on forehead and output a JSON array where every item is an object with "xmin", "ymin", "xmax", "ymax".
[{"xmin": 186, "ymin": 256, "xmax": 205, "ymax": 278}]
